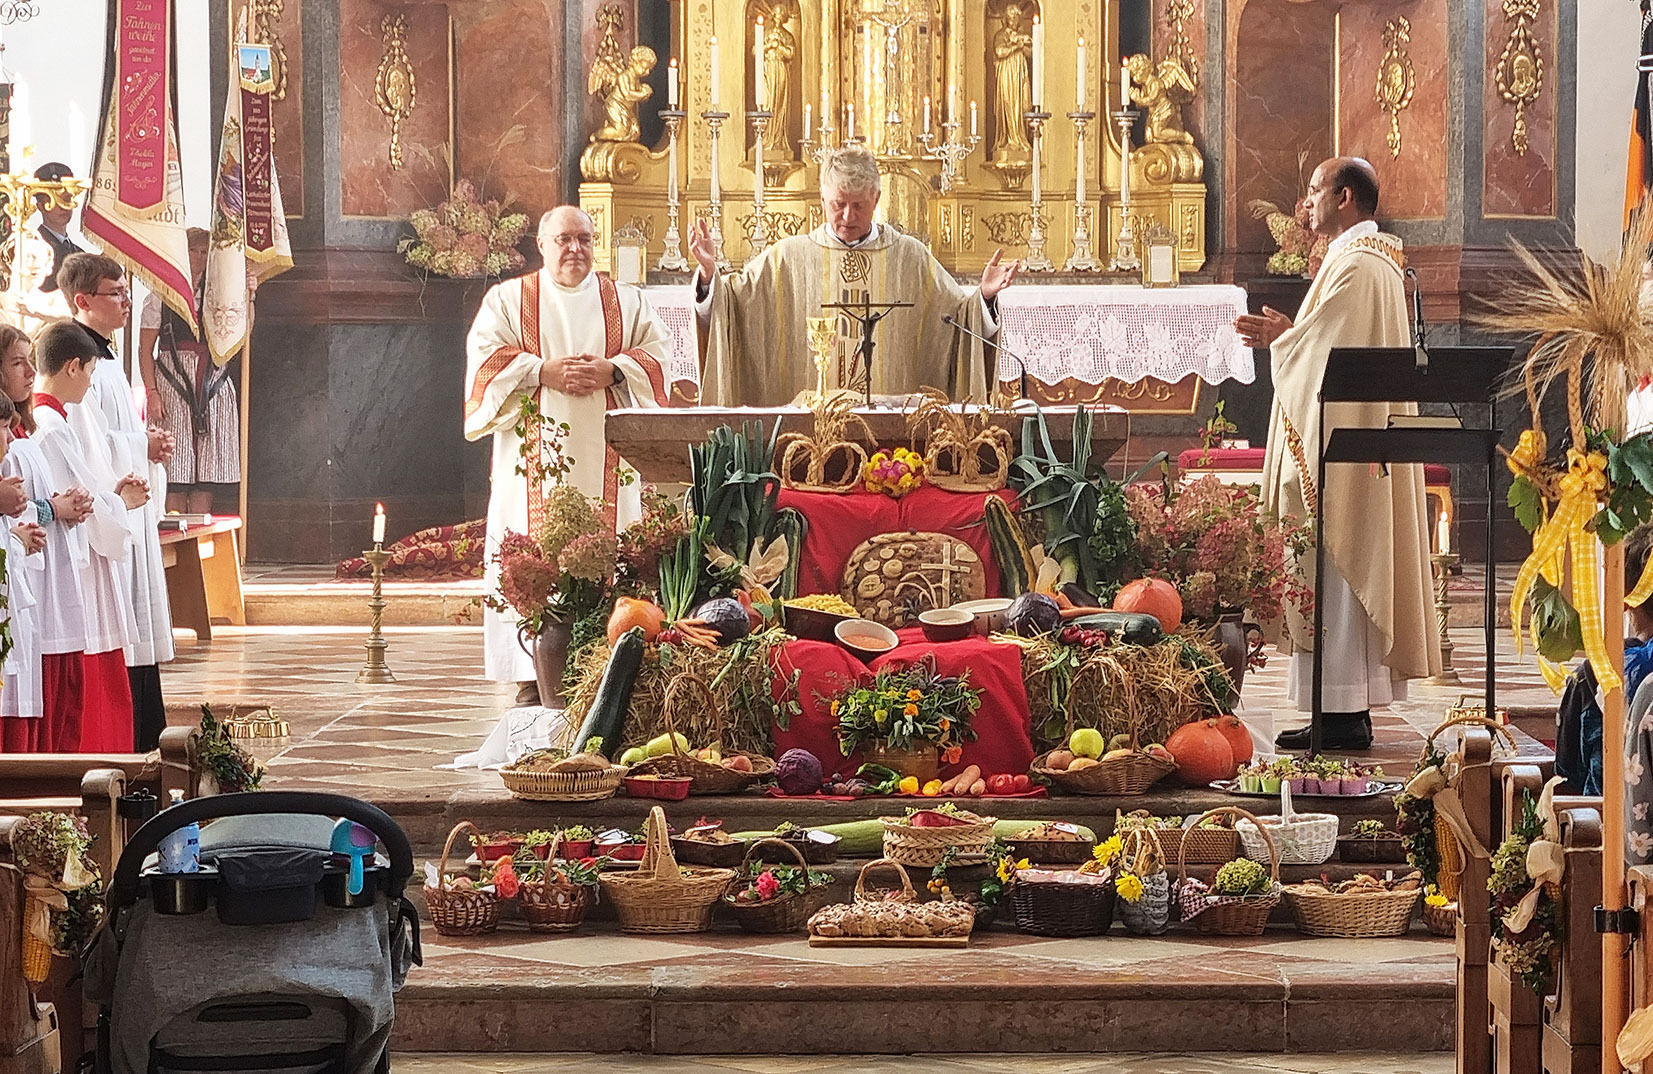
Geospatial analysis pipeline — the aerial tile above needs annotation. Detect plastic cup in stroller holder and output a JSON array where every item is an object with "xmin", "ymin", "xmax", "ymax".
[
  {"xmin": 147, "ymin": 869, "xmax": 216, "ymax": 915},
  {"xmin": 322, "ymin": 863, "xmax": 386, "ymax": 909}
]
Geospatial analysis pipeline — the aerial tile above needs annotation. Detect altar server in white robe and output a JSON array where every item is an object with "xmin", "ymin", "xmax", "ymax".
[
  {"xmin": 61, "ymin": 252, "xmax": 174, "ymax": 750},
  {"xmin": 464, "ymin": 206, "xmax": 672, "ymax": 698},
  {"xmin": 32, "ymin": 320, "xmax": 148, "ymax": 751},
  {"xmin": 0, "ymin": 393, "xmax": 48, "ymax": 748},
  {"xmin": 1236, "ymin": 157, "xmax": 1438, "ymax": 751}
]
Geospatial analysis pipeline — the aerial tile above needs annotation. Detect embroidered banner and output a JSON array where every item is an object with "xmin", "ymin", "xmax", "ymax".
[{"xmin": 114, "ymin": 0, "xmax": 169, "ymax": 212}]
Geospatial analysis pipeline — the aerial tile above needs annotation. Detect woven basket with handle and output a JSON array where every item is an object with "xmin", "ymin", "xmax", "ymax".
[
  {"xmin": 1115, "ymin": 825, "xmax": 1172, "ymax": 936},
  {"xmin": 518, "ymin": 833, "xmax": 594, "ymax": 932},
  {"xmin": 1422, "ymin": 714, "xmax": 1516, "ymax": 902},
  {"xmin": 722, "ymin": 838, "xmax": 840, "ymax": 933},
  {"xmin": 1177, "ymin": 806, "xmax": 1281, "ymax": 936},
  {"xmin": 1030, "ymin": 664, "xmax": 1175, "ymax": 795},
  {"xmin": 626, "ymin": 673, "xmax": 775, "ymax": 794},
  {"xmin": 600, "ymin": 805, "xmax": 735, "ymax": 933},
  {"xmin": 881, "ymin": 810, "xmax": 997, "ymax": 867},
  {"xmin": 425, "ymin": 821, "xmax": 500, "ymax": 937},
  {"xmin": 499, "ymin": 762, "xmax": 625, "ymax": 802},
  {"xmin": 1284, "ymin": 883, "xmax": 1422, "ymax": 938}
]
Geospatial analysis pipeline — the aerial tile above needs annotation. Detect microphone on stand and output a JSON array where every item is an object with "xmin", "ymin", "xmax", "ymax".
[
  {"xmin": 943, "ymin": 314, "xmax": 1030, "ymax": 404},
  {"xmin": 1405, "ymin": 266, "xmax": 1430, "ymax": 371}
]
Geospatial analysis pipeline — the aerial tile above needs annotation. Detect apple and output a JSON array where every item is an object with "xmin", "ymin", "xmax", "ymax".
[
  {"xmin": 1045, "ymin": 749, "xmax": 1075, "ymax": 771},
  {"xmin": 1069, "ymin": 728, "xmax": 1105, "ymax": 759},
  {"xmin": 723, "ymin": 755, "xmax": 753, "ymax": 772}
]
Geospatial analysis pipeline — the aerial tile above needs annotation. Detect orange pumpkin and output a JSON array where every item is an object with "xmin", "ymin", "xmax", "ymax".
[
  {"xmin": 1214, "ymin": 713, "xmax": 1253, "ymax": 767},
  {"xmin": 606, "ymin": 597, "xmax": 666, "ymax": 645},
  {"xmin": 1165, "ymin": 718, "xmax": 1237, "ymax": 786},
  {"xmin": 1114, "ymin": 577, "xmax": 1183, "ymax": 634}
]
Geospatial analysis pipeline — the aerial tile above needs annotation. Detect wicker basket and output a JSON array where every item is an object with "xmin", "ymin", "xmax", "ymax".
[
  {"xmin": 600, "ymin": 805, "xmax": 736, "ymax": 933},
  {"xmin": 425, "ymin": 821, "xmax": 501, "ymax": 937},
  {"xmin": 1423, "ymin": 715, "xmax": 1517, "ymax": 902},
  {"xmin": 1177, "ymin": 807, "xmax": 1282, "ymax": 937},
  {"xmin": 1032, "ymin": 749, "xmax": 1176, "ymax": 796},
  {"xmin": 1155, "ymin": 823, "xmax": 1239, "ymax": 867},
  {"xmin": 1236, "ymin": 811, "xmax": 1339, "ymax": 866},
  {"xmin": 518, "ymin": 833, "xmax": 595, "ymax": 932},
  {"xmin": 21, "ymin": 895, "xmax": 51, "ymax": 983},
  {"xmin": 625, "ymin": 674, "xmax": 775, "ymax": 794},
  {"xmin": 723, "ymin": 838, "xmax": 841, "ymax": 934},
  {"xmin": 806, "ymin": 859, "xmax": 976, "ymax": 943},
  {"xmin": 1115, "ymin": 826, "xmax": 1172, "ymax": 935},
  {"xmin": 499, "ymin": 762, "xmax": 626, "ymax": 802},
  {"xmin": 1007, "ymin": 836, "xmax": 1097, "ymax": 865},
  {"xmin": 881, "ymin": 811, "xmax": 997, "ymax": 867},
  {"xmin": 1422, "ymin": 899, "xmax": 1458, "ymax": 937},
  {"xmin": 671, "ymin": 835, "xmax": 749, "ymax": 868},
  {"xmin": 1008, "ymin": 869, "xmax": 1118, "ymax": 937},
  {"xmin": 1284, "ymin": 884, "xmax": 1422, "ymax": 938}
]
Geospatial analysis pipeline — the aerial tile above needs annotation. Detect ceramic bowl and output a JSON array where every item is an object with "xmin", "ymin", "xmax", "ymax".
[
  {"xmin": 834, "ymin": 619, "xmax": 899, "ymax": 661},
  {"xmin": 918, "ymin": 607, "xmax": 974, "ymax": 642},
  {"xmin": 950, "ymin": 597, "xmax": 1013, "ymax": 635},
  {"xmin": 783, "ymin": 603, "xmax": 856, "ymax": 642}
]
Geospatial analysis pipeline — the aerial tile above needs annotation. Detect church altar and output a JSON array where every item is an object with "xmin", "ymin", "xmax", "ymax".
[{"xmin": 643, "ymin": 282, "xmax": 1252, "ymax": 410}]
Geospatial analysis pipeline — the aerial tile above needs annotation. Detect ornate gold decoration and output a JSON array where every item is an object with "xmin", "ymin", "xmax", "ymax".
[
  {"xmin": 990, "ymin": 1, "xmax": 1034, "ymax": 164},
  {"xmin": 1375, "ymin": 18, "xmax": 1414, "ymax": 158},
  {"xmin": 961, "ymin": 206, "xmax": 975, "ymax": 249},
  {"xmin": 740, "ymin": 209, "xmax": 805, "ymax": 239},
  {"xmin": 839, "ymin": 250, "xmax": 872, "ymax": 283},
  {"xmin": 982, "ymin": 210, "xmax": 1034, "ymax": 245},
  {"xmin": 589, "ymin": 4, "xmax": 656, "ymax": 144},
  {"xmin": 1164, "ymin": 0, "xmax": 1200, "ymax": 82},
  {"xmin": 1123, "ymin": 54, "xmax": 1202, "ymax": 184},
  {"xmin": 622, "ymin": 214, "xmax": 656, "ymax": 242},
  {"xmin": 251, "ymin": 0, "xmax": 288, "ymax": 102},
  {"xmin": 1495, "ymin": 0, "xmax": 1543, "ymax": 155},
  {"xmin": 373, "ymin": 13, "xmax": 416, "ymax": 170},
  {"xmin": 759, "ymin": 0, "xmax": 798, "ymax": 154}
]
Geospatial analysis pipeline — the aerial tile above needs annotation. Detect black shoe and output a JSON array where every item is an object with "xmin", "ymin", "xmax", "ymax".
[
  {"xmin": 1274, "ymin": 711, "xmax": 1373, "ymax": 752},
  {"xmin": 514, "ymin": 681, "xmax": 541, "ymax": 707}
]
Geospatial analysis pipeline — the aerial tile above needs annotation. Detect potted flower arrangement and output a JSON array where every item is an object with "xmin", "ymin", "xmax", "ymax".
[
  {"xmin": 1338, "ymin": 819, "xmax": 1406, "ymax": 863},
  {"xmin": 470, "ymin": 830, "xmax": 525, "ymax": 865},
  {"xmin": 521, "ymin": 829, "xmax": 555, "ymax": 861},
  {"xmin": 830, "ymin": 656, "xmax": 982, "ymax": 783},
  {"xmin": 512, "ymin": 848, "xmax": 604, "ymax": 932},
  {"xmin": 722, "ymin": 841, "xmax": 837, "ymax": 933},
  {"xmin": 10, "ymin": 812, "xmax": 104, "ymax": 983},
  {"xmin": 399, "ymin": 178, "xmax": 530, "ymax": 279},
  {"xmin": 557, "ymin": 825, "xmax": 595, "ymax": 860},
  {"xmin": 1247, "ymin": 184, "xmax": 1329, "ymax": 278}
]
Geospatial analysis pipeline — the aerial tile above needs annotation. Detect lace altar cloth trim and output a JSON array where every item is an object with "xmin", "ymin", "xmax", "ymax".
[{"xmin": 644, "ymin": 282, "xmax": 1255, "ymax": 396}]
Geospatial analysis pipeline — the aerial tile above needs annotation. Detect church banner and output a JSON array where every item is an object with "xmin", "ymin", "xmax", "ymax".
[
  {"xmin": 82, "ymin": 0, "xmax": 197, "ymax": 332},
  {"xmin": 203, "ymin": 29, "xmax": 292, "ymax": 366}
]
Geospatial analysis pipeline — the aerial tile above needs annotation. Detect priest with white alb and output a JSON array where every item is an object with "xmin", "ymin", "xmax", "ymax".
[
  {"xmin": 1235, "ymin": 156, "xmax": 1439, "ymax": 751},
  {"xmin": 692, "ymin": 144, "xmax": 1022, "ymax": 405},
  {"xmin": 465, "ymin": 206, "xmax": 671, "ymax": 705}
]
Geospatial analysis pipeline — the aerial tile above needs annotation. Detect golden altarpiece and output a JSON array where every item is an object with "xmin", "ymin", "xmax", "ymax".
[{"xmin": 577, "ymin": 0, "xmax": 1206, "ymax": 278}]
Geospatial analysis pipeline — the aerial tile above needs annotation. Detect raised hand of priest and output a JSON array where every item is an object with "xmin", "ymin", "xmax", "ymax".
[
  {"xmin": 115, "ymin": 473, "xmax": 151, "ymax": 510},
  {"xmin": 689, "ymin": 220, "xmax": 717, "ymax": 280},
  {"xmin": 1234, "ymin": 306, "xmax": 1293, "ymax": 348},
  {"xmin": 0, "ymin": 474, "xmax": 25, "ymax": 517},
  {"xmin": 980, "ymin": 248, "xmax": 1022, "ymax": 301},
  {"xmin": 12, "ymin": 521, "xmax": 44, "ymax": 553},
  {"xmin": 147, "ymin": 426, "xmax": 175, "ymax": 463},
  {"xmin": 51, "ymin": 486, "xmax": 93, "ymax": 525}
]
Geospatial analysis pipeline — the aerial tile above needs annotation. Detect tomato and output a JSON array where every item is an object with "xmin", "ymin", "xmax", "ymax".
[
  {"xmin": 1010, "ymin": 773, "xmax": 1033, "ymax": 794},
  {"xmin": 986, "ymin": 773, "xmax": 1016, "ymax": 796}
]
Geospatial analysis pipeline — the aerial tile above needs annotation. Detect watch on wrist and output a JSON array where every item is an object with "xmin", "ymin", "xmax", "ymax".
[{"xmin": 610, "ymin": 364, "xmax": 625, "ymax": 386}]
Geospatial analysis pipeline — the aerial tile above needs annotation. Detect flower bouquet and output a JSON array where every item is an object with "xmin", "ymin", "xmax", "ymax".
[
  {"xmin": 830, "ymin": 656, "xmax": 982, "ymax": 778},
  {"xmin": 863, "ymin": 447, "xmax": 925, "ymax": 497},
  {"xmin": 10, "ymin": 812, "xmax": 103, "ymax": 982},
  {"xmin": 1247, "ymin": 190, "xmax": 1328, "ymax": 278},
  {"xmin": 399, "ymin": 178, "xmax": 530, "ymax": 279}
]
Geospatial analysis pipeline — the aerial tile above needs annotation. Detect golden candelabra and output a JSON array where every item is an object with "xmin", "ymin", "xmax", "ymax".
[
  {"xmin": 356, "ymin": 545, "xmax": 396, "ymax": 684},
  {"xmin": 701, "ymin": 109, "xmax": 732, "ymax": 271},
  {"xmin": 1426, "ymin": 551, "xmax": 1460, "ymax": 686},
  {"xmin": 917, "ymin": 116, "xmax": 981, "ymax": 195},
  {"xmin": 656, "ymin": 109, "xmax": 690, "ymax": 271},
  {"xmin": 1022, "ymin": 109, "xmax": 1054, "ymax": 273}
]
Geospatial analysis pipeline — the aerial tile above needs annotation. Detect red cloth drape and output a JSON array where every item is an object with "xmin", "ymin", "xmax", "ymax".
[
  {"xmin": 770, "ymin": 628, "xmax": 1034, "ymax": 779},
  {"xmin": 779, "ymin": 486, "xmax": 1015, "ymax": 599}
]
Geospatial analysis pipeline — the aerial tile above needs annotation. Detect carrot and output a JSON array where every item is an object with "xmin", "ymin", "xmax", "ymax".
[
  {"xmin": 1053, "ymin": 590, "xmax": 1075, "ymax": 611},
  {"xmin": 968, "ymin": 778, "xmax": 987, "ymax": 796}
]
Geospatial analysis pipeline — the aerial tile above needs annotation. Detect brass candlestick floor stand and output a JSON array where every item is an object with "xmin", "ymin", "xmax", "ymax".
[
  {"xmin": 356, "ymin": 545, "xmax": 396, "ymax": 683},
  {"xmin": 1427, "ymin": 551, "xmax": 1460, "ymax": 685},
  {"xmin": 656, "ymin": 109, "xmax": 689, "ymax": 271},
  {"xmin": 701, "ymin": 109, "xmax": 732, "ymax": 271},
  {"xmin": 1022, "ymin": 109, "xmax": 1054, "ymax": 273}
]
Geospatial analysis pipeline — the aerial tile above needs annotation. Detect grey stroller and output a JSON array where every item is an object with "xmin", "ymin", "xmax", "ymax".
[{"xmin": 84, "ymin": 792, "xmax": 421, "ymax": 1074}]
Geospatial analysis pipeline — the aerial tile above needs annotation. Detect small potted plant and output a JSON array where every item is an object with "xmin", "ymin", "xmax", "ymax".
[
  {"xmin": 830, "ymin": 656, "xmax": 982, "ymax": 783},
  {"xmin": 1237, "ymin": 761, "xmax": 1267, "ymax": 794},
  {"xmin": 470, "ymin": 830, "xmax": 525, "ymax": 864},
  {"xmin": 1307, "ymin": 756, "xmax": 1344, "ymax": 795},
  {"xmin": 522, "ymin": 829, "xmax": 556, "ymax": 861},
  {"xmin": 558, "ymin": 825, "xmax": 595, "ymax": 859},
  {"xmin": 1342, "ymin": 763, "xmax": 1383, "ymax": 795},
  {"xmin": 1338, "ymin": 819, "xmax": 1405, "ymax": 863},
  {"xmin": 1263, "ymin": 757, "xmax": 1294, "ymax": 794},
  {"xmin": 595, "ymin": 826, "xmax": 647, "ymax": 862}
]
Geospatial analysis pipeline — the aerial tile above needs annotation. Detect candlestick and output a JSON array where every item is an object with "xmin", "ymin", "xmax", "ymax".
[
  {"xmin": 702, "ymin": 108, "xmax": 732, "ymax": 271},
  {"xmin": 668, "ymin": 57, "xmax": 679, "ymax": 108},
  {"xmin": 1064, "ymin": 110, "xmax": 1100, "ymax": 272},
  {"xmin": 749, "ymin": 110, "xmax": 772, "ymax": 254},
  {"xmin": 1022, "ymin": 109, "xmax": 1054, "ymax": 272},
  {"xmin": 656, "ymin": 109, "xmax": 689, "ymax": 271},
  {"xmin": 846, "ymin": 103, "xmax": 855, "ymax": 142},
  {"xmin": 1076, "ymin": 37, "xmax": 1087, "ymax": 111},
  {"xmin": 710, "ymin": 36, "xmax": 721, "ymax": 109},
  {"xmin": 1436, "ymin": 506, "xmax": 1450, "ymax": 553},
  {"xmin": 970, "ymin": 100, "xmax": 978, "ymax": 137},
  {"xmin": 1032, "ymin": 16, "xmax": 1045, "ymax": 112},
  {"xmin": 372, "ymin": 502, "xmax": 385, "ymax": 545},
  {"xmin": 917, "ymin": 106, "xmax": 982, "ymax": 195},
  {"xmin": 1110, "ymin": 107, "xmax": 1139, "ymax": 272},
  {"xmin": 804, "ymin": 103, "xmax": 813, "ymax": 141},
  {"xmin": 1121, "ymin": 59, "xmax": 1130, "ymax": 107},
  {"xmin": 1427, "ymin": 552, "xmax": 1461, "ymax": 685},
  {"xmin": 754, "ymin": 17, "xmax": 765, "ymax": 110},
  {"xmin": 355, "ymin": 546, "xmax": 396, "ymax": 684}
]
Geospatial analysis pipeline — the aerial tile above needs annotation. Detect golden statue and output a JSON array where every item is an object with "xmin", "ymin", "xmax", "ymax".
[
  {"xmin": 589, "ymin": 5, "xmax": 656, "ymax": 144},
  {"xmin": 1124, "ymin": 53, "xmax": 1196, "ymax": 145},
  {"xmin": 991, "ymin": 2, "xmax": 1033, "ymax": 163},
  {"xmin": 760, "ymin": 0, "xmax": 797, "ymax": 153}
]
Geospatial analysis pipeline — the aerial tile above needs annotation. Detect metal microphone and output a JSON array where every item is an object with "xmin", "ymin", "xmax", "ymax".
[
  {"xmin": 1404, "ymin": 266, "xmax": 1430, "ymax": 371},
  {"xmin": 943, "ymin": 314, "xmax": 1029, "ymax": 403}
]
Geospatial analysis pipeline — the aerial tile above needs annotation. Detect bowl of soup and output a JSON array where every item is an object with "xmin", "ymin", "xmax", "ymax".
[{"xmin": 834, "ymin": 619, "xmax": 899, "ymax": 661}]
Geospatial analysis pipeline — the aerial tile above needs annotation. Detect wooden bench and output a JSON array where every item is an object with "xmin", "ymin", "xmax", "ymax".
[
  {"xmin": 1542, "ymin": 805, "xmax": 1603, "ymax": 1074},
  {"xmin": 158, "ymin": 516, "xmax": 245, "ymax": 641}
]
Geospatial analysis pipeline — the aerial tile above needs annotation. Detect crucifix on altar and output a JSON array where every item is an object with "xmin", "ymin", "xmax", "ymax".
[{"xmin": 821, "ymin": 294, "xmax": 913, "ymax": 405}]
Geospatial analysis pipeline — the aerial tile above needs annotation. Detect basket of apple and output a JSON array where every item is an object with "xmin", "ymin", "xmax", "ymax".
[{"xmin": 1032, "ymin": 727, "xmax": 1177, "ymax": 796}]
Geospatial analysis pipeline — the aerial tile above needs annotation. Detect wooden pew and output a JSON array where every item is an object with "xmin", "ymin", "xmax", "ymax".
[
  {"xmin": 1489, "ymin": 764, "xmax": 1549, "ymax": 1074},
  {"xmin": 1629, "ymin": 867, "xmax": 1653, "ymax": 1072},
  {"xmin": 1453, "ymin": 726, "xmax": 1501, "ymax": 1074},
  {"xmin": 1541, "ymin": 806, "xmax": 1603, "ymax": 1074},
  {"xmin": 0, "ymin": 725, "xmax": 200, "ymax": 801},
  {"xmin": 0, "ymin": 769, "xmax": 130, "ymax": 881}
]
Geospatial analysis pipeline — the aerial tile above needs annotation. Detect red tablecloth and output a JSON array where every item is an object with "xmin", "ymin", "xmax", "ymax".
[
  {"xmin": 779, "ymin": 486, "xmax": 1015, "ymax": 599},
  {"xmin": 770, "ymin": 628, "xmax": 1035, "ymax": 779}
]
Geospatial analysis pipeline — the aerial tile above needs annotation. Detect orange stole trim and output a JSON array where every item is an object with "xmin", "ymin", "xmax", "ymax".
[
  {"xmin": 465, "ymin": 347, "xmax": 522, "ymax": 418},
  {"xmin": 522, "ymin": 271, "xmax": 547, "ymax": 537},
  {"xmin": 623, "ymin": 347, "xmax": 670, "ymax": 406},
  {"xmin": 597, "ymin": 272, "xmax": 624, "ymax": 359}
]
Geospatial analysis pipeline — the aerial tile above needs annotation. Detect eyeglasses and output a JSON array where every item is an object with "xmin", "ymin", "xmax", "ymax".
[
  {"xmin": 94, "ymin": 287, "xmax": 131, "ymax": 301},
  {"xmin": 548, "ymin": 234, "xmax": 595, "ymax": 249}
]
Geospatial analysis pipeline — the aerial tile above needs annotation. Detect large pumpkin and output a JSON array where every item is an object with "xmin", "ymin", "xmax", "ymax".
[
  {"xmin": 1166, "ymin": 718, "xmax": 1237, "ymax": 786},
  {"xmin": 1214, "ymin": 714, "xmax": 1253, "ymax": 767},
  {"xmin": 1114, "ymin": 578, "xmax": 1183, "ymax": 633},
  {"xmin": 607, "ymin": 597, "xmax": 665, "ymax": 644}
]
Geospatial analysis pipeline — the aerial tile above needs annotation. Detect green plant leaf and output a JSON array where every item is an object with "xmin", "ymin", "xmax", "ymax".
[
  {"xmin": 1529, "ymin": 578, "xmax": 1584, "ymax": 664},
  {"xmin": 1507, "ymin": 477, "xmax": 1544, "ymax": 533}
]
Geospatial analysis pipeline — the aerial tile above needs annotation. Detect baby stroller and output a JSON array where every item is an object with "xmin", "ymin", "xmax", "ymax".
[{"xmin": 83, "ymin": 792, "xmax": 421, "ymax": 1074}]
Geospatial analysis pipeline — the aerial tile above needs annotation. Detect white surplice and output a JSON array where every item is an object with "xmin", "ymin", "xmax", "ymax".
[
  {"xmin": 74, "ymin": 351, "xmax": 173, "ymax": 665},
  {"xmin": 0, "ymin": 505, "xmax": 43, "ymax": 719},
  {"xmin": 7, "ymin": 436, "xmax": 89, "ymax": 659},
  {"xmin": 34, "ymin": 402, "xmax": 136, "ymax": 659},
  {"xmin": 464, "ymin": 269, "xmax": 671, "ymax": 683}
]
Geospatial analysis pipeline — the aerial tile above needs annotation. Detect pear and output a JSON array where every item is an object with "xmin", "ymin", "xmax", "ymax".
[{"xmin": 1107, "ymin": 733, "xmax": 1134, "ymax": 753}]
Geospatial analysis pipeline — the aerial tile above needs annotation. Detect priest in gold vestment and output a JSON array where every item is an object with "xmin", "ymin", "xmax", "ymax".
[
  {"xmin": 692, "ymin": 144, "xmax": 1022, "ymax": 405},
  {"xmin": 1236, "ymin": 157, "xmax": 1439, "ymax": 750}
]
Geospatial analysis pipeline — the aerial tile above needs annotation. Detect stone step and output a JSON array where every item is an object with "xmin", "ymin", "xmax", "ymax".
[{"xmin": 242, "ymin": 579, "xmax": 483, "ymax": 628}]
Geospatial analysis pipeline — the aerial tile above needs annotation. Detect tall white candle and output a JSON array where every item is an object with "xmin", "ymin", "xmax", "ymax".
[
  {"xmin": 821, "ymin": 88, "xmax": 831, "ymax": 132},
  {"xmin": 754, "ymin": 17, "xmax": 765, "ymax": 110},
  {"xmin": 923, "ymin": 95, "xmax": 932, "ymax": 134},
  {"xmin": 1120, "ymin": 59, "xmax": 1130, "ymax": 108},
  {"xmin": 969, "ymin": 99, "xmax": 977, "ymax": 137},
  {"xmin": 1031, "ymin": 16, "xmax": 1045, "ymax": 111},
  {"xmin": 1436, "ymin": 506, "xmax": 1450, "ymax": 552},
  {"xmin": 668, "ymin": 57, "xmax": 679, "ymax": 108},
  {"xmin": 803, "ymin": 103, "xmax": 813, "ymax": 140},
  {"xmin": 1076, "ymin": 37, "xmax": 1086, "ymax": 111},
  {"xmin": 709, "ymin": 37, "xmax": 721, "ymax": 109},
  {"xmin": 372, "ymin": 503, "xmax": 386, "ymax": 545}
]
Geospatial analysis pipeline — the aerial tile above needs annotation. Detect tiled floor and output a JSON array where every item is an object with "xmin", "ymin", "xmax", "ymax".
[{"xmin": 390, "ymin": 1054, "xmax": 1453, "ymax": 1073}]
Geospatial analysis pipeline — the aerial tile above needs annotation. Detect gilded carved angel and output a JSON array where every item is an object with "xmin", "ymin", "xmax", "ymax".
[
  {"xmin": 590, "ymin": 44, "xmax": 657, "ymax": 143},
  {"xmin": 760, "ymin": 0, "xmax": 797, "ymax": 152},
  {"xmin": 1124, "ymin": 53, "xmax": 1197, "ymax": 145}
]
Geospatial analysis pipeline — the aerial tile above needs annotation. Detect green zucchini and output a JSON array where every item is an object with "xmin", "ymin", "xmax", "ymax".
[
  {"xmin": 1069, "ymin": 611, "xmax": 1163, "ymax": 645},
  {"xmin": 983, "ymin": 496, "xmax": 1034, "ymax": 596},
  {"xmin": 771, "ymin": 506, "xmax": 808, "ymax": 600},
  {"xmin": 730, "ymin": 818, "xmax": 1097, "ymax": 855},
  {"xmin": 571, "ymin": 627, "xmax": 646, "ymax": 758}
]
